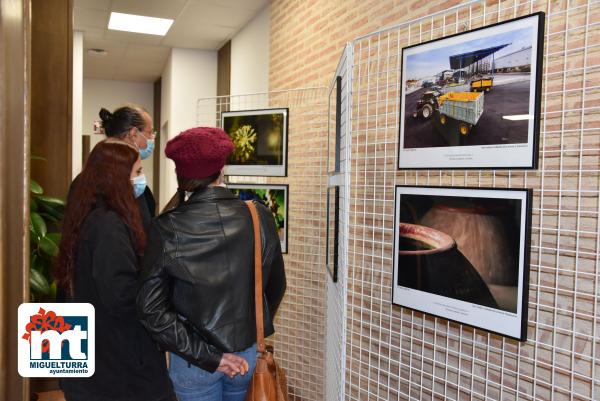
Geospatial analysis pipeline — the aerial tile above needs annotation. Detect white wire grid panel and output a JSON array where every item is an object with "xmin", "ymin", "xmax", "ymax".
[
  {"xmin": 344, "ymin": 0, "xmax": 600, "ymax": 400},
  {"xmin": 196, "ymin": 88, "xmax": 328, "ymax": 401},
  {"xmin": 325, "ymin": 43, "xmax": 353, "ymax": 401}
]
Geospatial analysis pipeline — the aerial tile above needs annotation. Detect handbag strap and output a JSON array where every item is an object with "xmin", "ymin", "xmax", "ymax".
[{"xmin": 245, "ymin": 200, "xmax": 266, "ymax": 354}]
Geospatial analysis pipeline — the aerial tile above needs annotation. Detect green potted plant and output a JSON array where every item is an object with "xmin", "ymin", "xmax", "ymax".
[{"xmin": 29, "ymin": 177, "xmax": 65, "ymax": 301}]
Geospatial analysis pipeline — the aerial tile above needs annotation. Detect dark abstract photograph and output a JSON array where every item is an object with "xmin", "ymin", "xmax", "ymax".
[{"xmin": 393, "ymin": 186, "xmax": 532, "ymax": 340}]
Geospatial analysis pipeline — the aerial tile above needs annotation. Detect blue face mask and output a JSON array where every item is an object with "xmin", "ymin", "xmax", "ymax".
[
  {"xmin": 139, "ymin": 139, "xmax": 155, "ymax": 160},
  {"xmin": 132, "ymin": 174, "xmax": 147, "ymax": 198}
]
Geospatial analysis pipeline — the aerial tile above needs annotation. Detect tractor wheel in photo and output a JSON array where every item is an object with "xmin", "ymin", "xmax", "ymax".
[
  {"xmin": 420, "ymin": 104, "xmax": 433, "ymax": 119},
  {"xmin": 439, "ymin": 114, "xmax": 447, "ymax": 125},
  {"xmin": 458, "ymin": 122, "xmax": 471, "ymax": 136}
]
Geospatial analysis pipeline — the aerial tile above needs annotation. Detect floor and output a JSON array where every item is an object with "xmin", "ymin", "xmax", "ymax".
[{"xmin": 35, "ymin": 391, "xmax": 65, "ymax": 401}]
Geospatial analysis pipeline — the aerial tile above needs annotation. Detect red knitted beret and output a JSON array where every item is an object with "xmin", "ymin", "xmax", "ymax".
[{"xmin": 165, "ymin": 127, "xmax": 234, "ymax": 179}]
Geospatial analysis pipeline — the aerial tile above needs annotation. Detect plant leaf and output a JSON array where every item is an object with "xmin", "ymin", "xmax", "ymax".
[
  {"xmin": 39, "ymin": 236, "xmax": 59, "ymax": 257},
  {"xmin": 39, "ymin": 212, "xmax": 59, "ymax": 223},
  {"xmin": 37, "ymin": 200, "xmax": 66, "ymax": 220},
  {"xmin": 39, "ymin": 201, "xmax": 63, "ymax": 215},
  {"xmin": 46, "ymin": 232, "xmax": 62, "ymax": 245},
  {"xmin": 49, "ymin": 281, "xmax": 57, "ymax": 301},
  {"xmin": 30, "ymin": 212, "xmax": 47, "ymax": 238},
  {"xmin": 30, "ymin": 226, "xmax": 40, "ymax": 244},
  {"xmin": 36, "ymin": 195, "xmax": 66, "ymax": 208},
  {"xmin": 30, "ymin": 180, "xmax": 43, "ymax": 195},
  {"xmin": 30, "ymin": 197, "xmax": 38, "ymax": 212},
  {"xmin": 31, "ymin": 251, "xmax": 51, "ymax": 271},
  {"xmin": 37, "ymin": 200, "xmax": 65, "ymax": 221},
  {"xmin": 31, "ymin": 252, "xmax": 40, "ymax": 270},
  {"xmin": 30, "ymin": 268, "xmax": 50, "ymax": 295}
]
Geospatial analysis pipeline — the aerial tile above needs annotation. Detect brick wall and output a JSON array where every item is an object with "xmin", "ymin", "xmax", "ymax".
[
  {"xmin": 269, "ymin": 0, "xmax": 468, "ymax": 91},
  {"xmin": 270, "ymin": 0, "xmax": 600, "ymax": 400}
]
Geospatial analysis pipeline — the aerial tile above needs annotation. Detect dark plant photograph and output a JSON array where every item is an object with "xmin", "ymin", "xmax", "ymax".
[
  {"xmin": 229, "ymin": 184, "xmax": 288, "ymax": 253},
  {"xmin": 222, "ymin": 110, "xmax": 286, "ymax": 166}
]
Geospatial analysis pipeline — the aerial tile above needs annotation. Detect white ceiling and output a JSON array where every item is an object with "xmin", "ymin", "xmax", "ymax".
[{"xmin": 75, "ymin": 0, "xmax": 268, "ymax": 82}]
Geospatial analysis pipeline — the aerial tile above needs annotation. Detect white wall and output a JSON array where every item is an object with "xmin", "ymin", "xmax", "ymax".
[
  {"xmin": 159, "ymin": 48, "xmax": 218, "ymax": 209},
  {"xmin": 82, "ymin": 79, "xmax": 155, "ymax": 189},
  {"xmin": 160, "ymin": 51, "xmax": 172, "ymax": 134},
  {"xmin": 169, "ymin": 48, "xmax": 218, "ymax": 135},
  {"xmin": 231, "ymin": 6, "xmax": 270, "ymax": 96},
  {"xmin": 159, "ymin": 53, "xmax": 173, "ymax": 209},
  {"xmin": 154, "ymin": 9, "xmax": 267, "ymax": 208},
  {"xmin": 72, "ymin": 31, "xmax": 83, "ymax": 179}
]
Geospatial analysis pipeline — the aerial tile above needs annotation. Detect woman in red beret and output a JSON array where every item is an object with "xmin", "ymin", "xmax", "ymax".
[{"xmin": 137, "ymin": 127, "xmax": 286, "ymax": 401}]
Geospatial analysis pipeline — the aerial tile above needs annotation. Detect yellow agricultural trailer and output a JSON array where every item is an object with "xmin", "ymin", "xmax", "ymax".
[
  {"xmin": 470, "ymin": 77, "xmax": 494, "ymax": 92},
  {"xmin": 438, "ymin": 91, "xmax": 484, "ymax": 136}
]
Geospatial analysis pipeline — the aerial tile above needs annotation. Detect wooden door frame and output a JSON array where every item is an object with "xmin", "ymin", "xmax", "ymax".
[{"xmin": 0, "ymin": 0, "xmax": 31, "ymax": 399}]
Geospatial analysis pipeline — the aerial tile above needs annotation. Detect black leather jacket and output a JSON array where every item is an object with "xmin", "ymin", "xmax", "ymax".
[{"xmin": 136, "ymin": 186, "xmax": 286, "ymax": 373}]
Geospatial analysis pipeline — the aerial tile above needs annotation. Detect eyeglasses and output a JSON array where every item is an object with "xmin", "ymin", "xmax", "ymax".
[{"xmin": 137, "ymin": 126, "xmax": 157, "ymax": 139}]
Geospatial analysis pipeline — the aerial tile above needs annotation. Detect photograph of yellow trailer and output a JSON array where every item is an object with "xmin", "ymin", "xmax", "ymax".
[
  {"xmin": 399, "ymin": 13, "xmax": 544, "ymax": 169},
  {"xmin": 438, "ymin": 91, "xmax": 484, "ymax": 137},
  {"xmin": 469, "ymin": 77, "xmax": 493, "ymax": 92}
]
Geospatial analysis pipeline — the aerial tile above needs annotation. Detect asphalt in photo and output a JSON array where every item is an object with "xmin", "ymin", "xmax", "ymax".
[{"xmin": 403, "ymin": 80, "xmax": 531, "ymax": 148}]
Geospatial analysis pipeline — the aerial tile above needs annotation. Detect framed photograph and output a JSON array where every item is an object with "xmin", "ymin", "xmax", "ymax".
[
  {"xmin": 222, "ymin": 108, "xmax": 288, "ymax": 176},
  {"xmin": 229, "ymin": 184, "xmax": 289, "ymax": 253},
  {"xmin": 398, "ymin": 12, "xmax": 544, "ymax": 169},
  {"xmin": 326, "ymin": 186, "xmax": 340, "ymax": 282},
  {"xmin": 328, "ymin": 76, "xmax": 342, "ymax": 174},
  {"xmin": 393, "ymin": 185, "xmax": 532, "ymax": 340}
]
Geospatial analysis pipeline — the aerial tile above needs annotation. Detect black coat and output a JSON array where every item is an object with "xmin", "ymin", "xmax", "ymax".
[
  {"xmin": 60, "ymin": 201, "xmax": 174, "ymax": 401},
  {"xmin": 138, "ymin": 186, "xmax": 156, "ymax": 231},
  {"xmin": 137, "ymin": 186, "xmax": 286, "ymax": 372}
]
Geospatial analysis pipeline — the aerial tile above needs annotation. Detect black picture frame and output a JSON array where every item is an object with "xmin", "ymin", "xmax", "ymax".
[
  {"xmin": 328, "ymin": 75, "xmax": 342, "ymax": 174},
  {"xmin": 392, "ymin": 185, "xmax": 532, "ymax": 341},
  {"xmin": 398, "ymin": 12, "xmax": 545, "ymax": 170},
  {"xmin": 326, "ymin": 186, "xmax": 340, "ymax": 282},
  {"xmin": 228, "ymin": 183, "xmax": 289, "ymax": 254},
  {"xmin": 222, "ymin": 108, "xmax": 289, "ymax": 177}
]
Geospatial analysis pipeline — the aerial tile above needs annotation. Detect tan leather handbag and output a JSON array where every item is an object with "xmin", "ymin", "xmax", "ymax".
[{"xmin": 244, "ymin": 201, "xmax": 289, "ymax": 401}]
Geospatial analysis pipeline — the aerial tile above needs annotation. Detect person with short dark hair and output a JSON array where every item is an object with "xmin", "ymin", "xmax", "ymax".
[
  {"xmin": 69, "ymin": 104, "xmax": 157, "ymax": 231},
  {"xmin": 137, "ymin": 127, "xmax": 286, "ymax": 401},
  {"xmin": 98, "ymin": 105, "xmax": 155, "ymax": 161},
  {"xmin": 56, "ymin": 141, "xmax": 175, "ymax": 401}
]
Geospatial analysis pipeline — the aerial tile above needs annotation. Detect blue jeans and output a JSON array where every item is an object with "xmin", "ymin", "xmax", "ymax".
[{"xmin": 169, "ymin": 344, "xmax": 257, "ymax": 401}]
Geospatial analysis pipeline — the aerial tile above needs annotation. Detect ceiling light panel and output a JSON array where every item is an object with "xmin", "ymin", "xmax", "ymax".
[{"xmin": 108, "ymin": 12, "xmax": 173, "ymax": 36}]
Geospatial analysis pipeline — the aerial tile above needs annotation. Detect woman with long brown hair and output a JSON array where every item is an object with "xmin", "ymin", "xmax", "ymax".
[{"xmin": 55, "ymin": 140, "xmax": 174, "ymax": 401}]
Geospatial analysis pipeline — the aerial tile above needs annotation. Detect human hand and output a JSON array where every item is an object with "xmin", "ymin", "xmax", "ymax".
[{"xmin": 217, "ymin": 353, "xmax": 250, "ymax": 378}]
